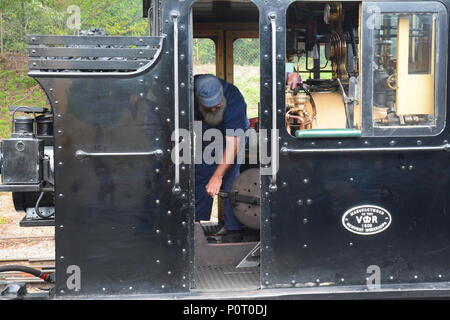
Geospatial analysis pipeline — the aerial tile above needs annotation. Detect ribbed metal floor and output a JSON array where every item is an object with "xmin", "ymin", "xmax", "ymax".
[{"xmin": 193, "ymin": 265, "xmax": 260, "ymax": 292}]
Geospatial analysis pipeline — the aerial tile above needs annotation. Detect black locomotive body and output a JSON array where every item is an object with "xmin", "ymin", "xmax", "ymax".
[{"xmin": 1, "ymin": 0, "xmax": 450, "ymax": 299}]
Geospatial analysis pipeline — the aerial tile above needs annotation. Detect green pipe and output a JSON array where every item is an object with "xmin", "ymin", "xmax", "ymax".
[{"xmin": 295, "ymin": 129, "xmax": 362, "ymax": 139}]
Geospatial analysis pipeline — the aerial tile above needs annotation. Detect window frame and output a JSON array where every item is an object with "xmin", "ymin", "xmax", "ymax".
[
  {"xmin": 361, "ymin": 1, "xmax": 448, "ymax": 137},
  {"xmin": 193, "ymin": 30, "xmax": 225, "ymax": 79},
  {"xmin": 225, "ymin": 31, "xmax": 259, "ymax": 83}
]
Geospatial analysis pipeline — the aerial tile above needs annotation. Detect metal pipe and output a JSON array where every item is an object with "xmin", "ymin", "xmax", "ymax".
[
  {"xmin": 280, "ymin": 144, "xmax": 450, "ymax": 155},
  {"xmin": 75, "ymin": 149, "xmax": 163, "ymax": 160},
  {"xmin": 269, "ymin": 13, "xmax": 278, "ymax": 189},
  {"xmin": 34, "ymin": 192, "xmax": 54, "ymax": 219},
  {"xmin": 172, "ymin": 12, "xmax": 181, "ymax": 195},
  {"xmin": 0, "ymin": 265, "xmax": 54, "ymax": 283}
]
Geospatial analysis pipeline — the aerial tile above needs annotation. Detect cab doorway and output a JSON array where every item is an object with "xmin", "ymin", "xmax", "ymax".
[{"xmin": 190, "ymin": 0, "xmax": 261, "ymax": 292}]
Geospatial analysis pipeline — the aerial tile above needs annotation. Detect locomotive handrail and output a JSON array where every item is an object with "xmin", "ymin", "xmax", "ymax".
[
  {"xmin": 280, "ymin": 143, "xmax": 450, "ymax": 155},
  {"xmin": 171, "ymin": 12, "xmax": 182, "ymax": 195},
  {"xmin": 74, "ymin": 149, "xmax": 164, "ymax": 160},
  {"xmin": 269, "ymin": 13, "xmax": 279, "ymax": 191}
]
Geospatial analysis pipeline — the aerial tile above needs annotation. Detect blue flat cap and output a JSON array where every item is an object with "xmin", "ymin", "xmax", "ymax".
[{"xmin": 195, "ymin": 75, "xmax": 224, "ymax": 108}]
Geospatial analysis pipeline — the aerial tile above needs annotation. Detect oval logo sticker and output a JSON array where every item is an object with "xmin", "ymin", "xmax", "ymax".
[{"xmin": 342, "ymin": 205, "xmax": 392, "ymax": 236}]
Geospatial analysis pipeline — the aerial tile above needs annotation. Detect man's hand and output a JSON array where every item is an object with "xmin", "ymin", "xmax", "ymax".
[
  {"xmin": 206, "ymin": 175, "xmax": 223, "ymax": 197},
  {"xmin": 206, "ymin": 136, "xmax": 240, "ymax": 197}
]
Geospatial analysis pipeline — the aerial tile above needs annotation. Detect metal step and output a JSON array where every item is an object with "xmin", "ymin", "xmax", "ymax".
[{"xmin": 193, "ymin": 265, "xmax": 260, "ymax": 292}]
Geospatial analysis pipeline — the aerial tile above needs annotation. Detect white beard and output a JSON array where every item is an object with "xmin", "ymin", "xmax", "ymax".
[{"xmin": 199, "ymin": 98, "xmax": 227, "ymax": 127}]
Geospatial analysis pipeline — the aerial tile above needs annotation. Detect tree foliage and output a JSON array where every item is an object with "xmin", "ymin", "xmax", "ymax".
[
  {"xmin": 0, "ymin": 0, "xmax": 147, "ymax": 53},
  {"xmin": 0, "ymin": 0, "xmax": 262, "ymax": 65}
]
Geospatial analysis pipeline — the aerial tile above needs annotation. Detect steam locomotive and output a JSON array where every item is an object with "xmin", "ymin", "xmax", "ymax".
[{"xmin": 1, "ymin": 0, "xmax": 450, "ymax": 299}]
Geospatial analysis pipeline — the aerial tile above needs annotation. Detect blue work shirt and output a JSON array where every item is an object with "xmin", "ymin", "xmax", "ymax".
[{"xmin": 194, "ymin": 75, "xmax": 250, "ymax": 229}]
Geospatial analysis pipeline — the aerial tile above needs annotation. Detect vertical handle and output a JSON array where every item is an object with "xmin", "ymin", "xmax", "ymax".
[
  {"xmin": 148, "ymin": 0, "xmax": 161, "ymax": 37},
  {"xmin": 269, "ymin": 13, "xmax": 278, "ymax": 192},
  {"xmin": 172, "ymin": 13, "xmax": 181, "ymax": 195}
]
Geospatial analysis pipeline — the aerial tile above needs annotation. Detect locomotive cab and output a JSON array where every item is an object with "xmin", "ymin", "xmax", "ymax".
[{"xmin": 1, "ymin": 0, "xmax": 450, "ymax": 299}]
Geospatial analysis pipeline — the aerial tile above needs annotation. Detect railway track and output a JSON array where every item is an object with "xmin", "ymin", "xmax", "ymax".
[
  {"xmin": 0, "ymin": 236, "xmax": 54, "ymax": 242},
  {"xmin": 0, "ymin": 233, "xmax": 55, "ymax": 291}
]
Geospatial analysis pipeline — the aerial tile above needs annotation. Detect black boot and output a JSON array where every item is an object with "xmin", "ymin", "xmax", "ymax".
[{"xmin": 221, "ymin": 230, "xmax": 243, "ymax": 243}]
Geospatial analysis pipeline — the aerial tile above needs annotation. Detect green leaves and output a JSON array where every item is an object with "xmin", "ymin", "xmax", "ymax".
[{"xmin": 1, "ymin": 0, "xmax": 148, "ymax": 53}]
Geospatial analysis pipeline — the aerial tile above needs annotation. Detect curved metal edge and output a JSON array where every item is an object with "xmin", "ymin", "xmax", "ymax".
[{"xmin": 28, "ymin": 36, "xmax": 166, "ymax": 79}]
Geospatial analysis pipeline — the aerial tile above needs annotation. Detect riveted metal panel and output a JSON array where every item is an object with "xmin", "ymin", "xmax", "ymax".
[
  {"xmin": 31, "ymin": 0, "xmax": 194, "ymax": 297},
  {"xmin": 23, "ymin": 0, "xmax": 450, "ymax": 298},
  {"xmin": 258, "ymin": 0, "xmax": 450, "ymax": 291}
]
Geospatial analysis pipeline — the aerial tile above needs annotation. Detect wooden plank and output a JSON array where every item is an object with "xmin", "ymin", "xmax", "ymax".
[
  {"xmin": 226, "ymin": 31, "xmax": 235, "ymax": 83},
  {"xmin": 29, "ymin": 47, "xmax": 157, "ymax": 59},
  {"xmin": 0, "ymin": 236, "xmax": 54, "ymax": 241},
  {"xmin": 216, "ymin": 32, "xmax": 226, "ymax": 79},
  {"xmin": 28, "ymin": 35, "xmax": 161, "ymax": 47}
]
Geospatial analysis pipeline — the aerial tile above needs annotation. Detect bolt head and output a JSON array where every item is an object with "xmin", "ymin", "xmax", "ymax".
[
  {"xmin": 172, "ymin": 185, "xmax": 182, "ymax": 195},
  {"xmin": 269, "ymin": 183, "xmax": 278, "ymax": 193}
]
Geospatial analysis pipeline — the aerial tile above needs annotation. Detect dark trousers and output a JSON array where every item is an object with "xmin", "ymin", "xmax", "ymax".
[{"xmin": 195, "ymin": 162, "xmax": 243, "ymax": 231}]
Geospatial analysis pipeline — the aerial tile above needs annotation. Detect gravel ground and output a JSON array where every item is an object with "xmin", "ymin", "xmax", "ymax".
[
  {"xmin": 0, "ymin": 189, "xmax": 217, "ymax": 261},
  {"xmin": 0, "ymin": 193, "xmax": 55, "ymax": 260}
]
